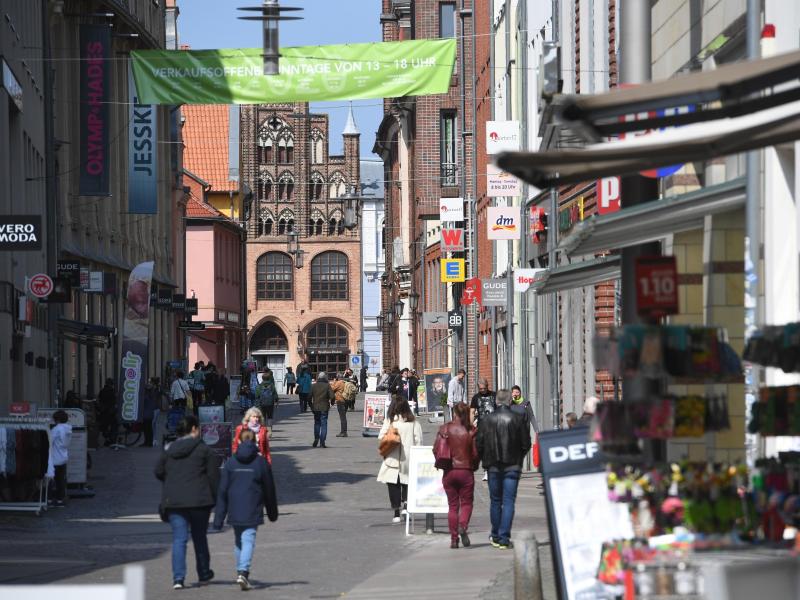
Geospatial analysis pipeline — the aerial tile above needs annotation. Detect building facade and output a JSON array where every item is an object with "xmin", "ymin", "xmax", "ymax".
[
  {"xmin": 360, "ymin": 159, "xmax": 385, "ymax": 379},
  {"xmin": 241, "ymin": 103, "xmax": 362, "ymax": 388}
]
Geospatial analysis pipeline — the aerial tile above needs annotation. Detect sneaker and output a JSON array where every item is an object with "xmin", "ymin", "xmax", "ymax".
[
  {"xmin": 496, "ymin": 541, "xmax": 514, "ymax": 550},
  {"xmin": 172, "ymin": 580, "xmax": 184, "ymax": 590},
  {"xmin": 400, "ymin": 508, "xmax": 408, "ymax": 516},
  {"xmin": 312, "ymin": 439, "xmax": 319, "ymax": 448},
  {"xmin": 237, "ymin": 572, "xmax": 252, "ymax": 591},
  {"xmin": 490, "ymin": 537, "xmax": 501, "ymax": 548},
  {"xmin": 392, "ymin": 516, "xmax": 401, "ymax": 524},
  {"xmin": 335, "ymin": 432, "xmax": 347, "ymax": 437},
  {"xmin": 459, "ymin": 528, "xmax": 471, "ymax": 547},
  {"xmin": 482, "ymin": 472, "xmax": 488, "ymax": 482},
  {"xmin": 198, "ymin": 569, "xmax": 214, "ymax": 585}
]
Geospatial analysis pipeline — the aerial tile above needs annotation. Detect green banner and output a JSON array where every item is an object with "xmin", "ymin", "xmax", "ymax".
[{"xmin": 131, "ymin": 39, "xmax": 456, "ymax": 105}]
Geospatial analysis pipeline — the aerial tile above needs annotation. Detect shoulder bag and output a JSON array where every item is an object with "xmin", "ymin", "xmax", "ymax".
[
  {"xmin": 378, "ymin": 423, "xmax": 401, "ymax": 457},
  {"xmin": 432, "ymin": 428, "xmax": 452, "ymax": 470}
]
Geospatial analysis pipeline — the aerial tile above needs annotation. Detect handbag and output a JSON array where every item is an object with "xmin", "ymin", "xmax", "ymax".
[
  {"xmin": 158, "ymin": 503, "xmax": 168, "ymax": 523},
  {"xmin": 378, "ymin": 424, "xmax": 401, "ymax": 457},
  {"xmin": 432, "ymin": 429, "xmax": 452, "ymax": 470}
]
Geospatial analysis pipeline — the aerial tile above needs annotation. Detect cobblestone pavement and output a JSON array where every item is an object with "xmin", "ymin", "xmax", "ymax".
[{"xmin": 0, "ymin": 395, "xmax": 556, "ymax": 598}]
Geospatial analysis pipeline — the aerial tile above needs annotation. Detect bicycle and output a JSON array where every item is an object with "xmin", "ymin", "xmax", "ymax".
[{"xmin": 109, "ymin": 422, "xmax": 143, "ymax": 449}]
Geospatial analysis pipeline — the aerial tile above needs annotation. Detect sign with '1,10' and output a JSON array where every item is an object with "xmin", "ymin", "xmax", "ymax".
[{"xmin": 635, "ymin": 255, "xmax": 678, "ymax": 318}]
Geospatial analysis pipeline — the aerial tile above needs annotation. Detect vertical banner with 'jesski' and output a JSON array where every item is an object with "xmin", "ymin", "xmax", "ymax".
[
  {"xmin": 79, "ymin": 25, "xmax": 111, "ymax": 196},
  {"xmin": 128, "ymin": 65, "xmax": 158, "ymax": 213},
  {"xmin": 118, "ymin": 261, "xmax": 154, "ymax": 423}
]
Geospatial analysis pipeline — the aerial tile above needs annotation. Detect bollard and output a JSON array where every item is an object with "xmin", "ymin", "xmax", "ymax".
[
  {"xmin": 514, "ymin": 530, "xmax": 544, "ymax": 600},
  {"xmin": 124, "ymin": 564, "xmax": 145, "ymax": 600}
]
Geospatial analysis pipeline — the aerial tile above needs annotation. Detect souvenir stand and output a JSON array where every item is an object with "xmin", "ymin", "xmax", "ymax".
[{"xmin": 0, "ymin": 417, "xmax": 52, "ymax": 515}]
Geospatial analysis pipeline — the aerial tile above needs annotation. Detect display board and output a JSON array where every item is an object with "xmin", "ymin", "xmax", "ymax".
[
  {"xmin": 37, "ymin": 408, "xmax": 88, "ymax": 485},
  {"xmin": 406, "ymin": 445, "xmax": 448, "ymax": 515},
  {"xmin": 229, "ymin": 375, "xmax": 241, "ymax": 409},
  {"xmin": 198, "ymin": 405, "xmax": 225, "ymax": 425},
  {"xmin": 423, "ymin": 368, "xmax": 450, "ymax": 414},
  {"xmin": 201, "ymin": 422, "xmax": 233, "ymax": 461},
  {"xmin": 538, "ymin": 429, "xmax": 633, "ymax": 600},
  {"xmin": 363, "ymin": 393, "xmax": 391, "ymax": 431}
]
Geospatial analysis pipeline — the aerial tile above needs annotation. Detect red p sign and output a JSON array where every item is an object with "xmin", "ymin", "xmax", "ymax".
[{"xmin": 597, "ymin": 177, "xmax": 621, "ymax": 215}]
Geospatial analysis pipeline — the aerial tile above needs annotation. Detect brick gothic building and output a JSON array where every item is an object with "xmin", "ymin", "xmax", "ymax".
[{"xmin": 240, "ymin": 103, "xmax": 361, "ymax": 387}]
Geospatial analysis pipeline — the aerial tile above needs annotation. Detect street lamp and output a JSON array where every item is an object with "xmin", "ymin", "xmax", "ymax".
[
  {"xmin": 385, "ymin": 310, "xmax": 395, "ymax": 325},
  {"xmin": 294, "ymin": 248, "xmax": 305, "ymax": 269},
  {"xmin": 287, "ymin": 230, "xmax": 299, "ymax": 254},
  {"xmin": 237, "ymin": 1, "xmax": 303, "ymax": 76},
  {"xmin": 394, "ymin": 299, "xmax": 404, "ymax": 318},
  {"xmin": 342, "ymin": 185, "xmax": 360, "ymax": 230},
  {"xmin": 408, "ymin": 291, "xmax": 419, "ymax": 313},
  {"xmin": 376, "ymin": 314, "xmax": 384, "ymax": 331}
]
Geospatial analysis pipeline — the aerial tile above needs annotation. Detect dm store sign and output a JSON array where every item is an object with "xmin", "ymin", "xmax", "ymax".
[{"xmin": 487, "ymin": 206, "xmax": 520, "ymax": 240}]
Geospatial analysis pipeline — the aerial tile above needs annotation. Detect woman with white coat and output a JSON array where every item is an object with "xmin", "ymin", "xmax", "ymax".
[{"xmin": 377, "ymin": 396, "xmax": 423, "ymax": 523}]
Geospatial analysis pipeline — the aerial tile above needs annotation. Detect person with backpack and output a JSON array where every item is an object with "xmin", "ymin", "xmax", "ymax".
[
  {"xmin": 255, "ymin": 370, "xmax": 278, "ymax": 431},
  {"xmin": 342, "ymin": 377, "xmax": 358, "ymax": 415},
  {"xmin": 296, "ymin": 369, "xmax": 312, "ymax": 413},
  {"xmin": 213, "ymin": 429, "xmax": 279, "ymax": 591},
  {"xmin": 284, "ymin": 367, "xmax": 296, "ymax": 395}
]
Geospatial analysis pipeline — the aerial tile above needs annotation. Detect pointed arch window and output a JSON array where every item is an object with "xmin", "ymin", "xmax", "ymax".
[
  {"xmin": 310, "ymin": 129, "xmax": 325, "ymax": 164},
  {"xmin": 278, "ymin": 173, "xmax": 294, "ymax": 201},
  {"xmin": 257, "ymin": 170, "xmax": 273, "ymax": 201},
  {"xmin": 256, "ymin": 127, "xmax": 275, "ymax": 164},
  {"xmin": 278, "ymin": 135, "xmax": 294, "ymax": 164},
  {"xmin": 310, "ymin": 172, "xmax": 325, "ymax": 201},
  {"xmin": 277, "ymin": 209, "xmax": 295, "ymax": 235},
  {"xmin": 328, "ymin": 172, "xmax": 346, "ymax": 199}
]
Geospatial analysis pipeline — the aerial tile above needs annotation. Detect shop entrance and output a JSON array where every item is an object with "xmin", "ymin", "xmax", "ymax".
[{"xmin": 304, "ymin": 321, "xmax": 350, "ymax": 377}]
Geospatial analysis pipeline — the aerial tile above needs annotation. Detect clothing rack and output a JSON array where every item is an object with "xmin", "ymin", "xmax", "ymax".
[{"xmin": 0, "ymin": 418, "xmax": 51, "ymax": 515}]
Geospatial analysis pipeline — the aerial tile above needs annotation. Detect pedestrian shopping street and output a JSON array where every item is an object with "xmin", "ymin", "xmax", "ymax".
[{"xmin": 0, "ymin": 395, "xmax": 554, "ymax": 599}]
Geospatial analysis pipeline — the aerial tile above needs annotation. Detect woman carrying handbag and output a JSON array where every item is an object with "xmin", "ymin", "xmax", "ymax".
[
  {"xmin": 377, "ymin": 396, "xmax": 423, "ymax": 524},
  {"xmin": 433, "ymin": 402, "xmax": 478, "ymax": 548}
]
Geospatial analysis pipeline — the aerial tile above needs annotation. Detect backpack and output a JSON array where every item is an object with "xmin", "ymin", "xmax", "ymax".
[{"xmin": 342, "ymin": 381, "xmax": 357, "ymax": 402}]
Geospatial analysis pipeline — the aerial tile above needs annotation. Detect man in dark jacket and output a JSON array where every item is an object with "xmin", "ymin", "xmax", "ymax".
[
  {"xmin": 213, "ymin": 429, "xmax": 278, "ymax": 591},
  {"xmin": 476, "ymin": 389, "xmax": 531, "ymax": 550},
  {"xmin": 154, "ymin": 415, "xmax": 220, "ymax": 589},
  {"xmin": 310, "ymin": 372, "xmax": 335, "ymax": 448}
]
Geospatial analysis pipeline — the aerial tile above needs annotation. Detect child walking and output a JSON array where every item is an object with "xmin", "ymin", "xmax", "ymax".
[
  {"xmin": 50, "ymin": 410, "xmax": 72, "ymax": 507},
  {"xmin": 213, "ymin": 429, "xmax": 278, "ymax": 591}
]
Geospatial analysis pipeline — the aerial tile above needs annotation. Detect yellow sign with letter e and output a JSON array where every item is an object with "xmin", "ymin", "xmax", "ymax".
[{"xmin": 441, "ymin": 259, "xmax": 465, "ymax": 283}]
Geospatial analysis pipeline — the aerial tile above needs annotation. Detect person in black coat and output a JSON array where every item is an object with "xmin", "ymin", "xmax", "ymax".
[
  {"xmin": 155, "ymin": 415, "xmax": 220, "ymax": 590},
  {"xmin": 213, "ymin": 429, "xmax": 278, "ymax": 591}
]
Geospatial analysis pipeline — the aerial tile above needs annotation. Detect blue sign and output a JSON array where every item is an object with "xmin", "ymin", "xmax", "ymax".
[
  {"xmin": 639, "ymin": 106, "xmax": 693, "ymax": 179},
  {"xmin": 128, "ymin": 66, "xmax": 157, "ymax": 213}
]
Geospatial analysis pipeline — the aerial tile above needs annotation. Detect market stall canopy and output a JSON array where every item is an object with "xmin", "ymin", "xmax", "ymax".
[
  {"xmin": 131, "ymin": 39, "xmax": 456, "ymax": 105},
  {"xmin": 559, "ymin": 178, "xmax": 745, "ymax": 257},
  {"xmin": 531, "ymin": 255, "xmax": 620, "ymax": 294},
  {"xmin": 496, "ymin": 49, "xmax": 800, "ymax": 188}
]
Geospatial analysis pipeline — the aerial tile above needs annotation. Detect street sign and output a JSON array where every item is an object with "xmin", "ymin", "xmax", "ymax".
[
  {"xmin": 440, "ymin": 258, "xmax": 465, "ymax": 283},
  {"xmin": 635, "ymin": 255, "xmax": 678, "ymax": 318},
  {"xmin": 185, "ymin": 297, "xmax": 198, "ymax": 315},
  {"xmin": 597, "ymin": 177, "xmax": 621, "ymax": 215},
  {"xmin": 461, "ymin": 277, "xmax": 482, "ymax": 306},
  {"xmin": 441, "ymin": 228, "xmax": 465, "ymax": 252},
  {"xmin": 349, "ymin": 354, "xmax": 362, "ymax": 368},
  {"xmin": 28, "ymin": 273, "xmax": 53, "ymax": 298},
  {"xmin": 447, "ymin": 309, "xmax": 463, "ymax": 330},
  {"xmin": 178, "ymin": 320, "xmax": 205, "ymax": 330}
]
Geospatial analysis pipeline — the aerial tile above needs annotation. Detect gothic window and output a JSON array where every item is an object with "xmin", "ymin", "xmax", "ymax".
[
  {"xmin": 256, "ymin": 126, "xmax": 275, "ymax": 164},
  {"xmin": 310, "ymin": 129, "xmax": 325, "ymax": 164},
  {"xmin": 277, "ymin": 209, "xmax": 295, "ymax": 235},
  {"xmin": 278, "ymin": 173, "xmax": 294, "ymax": 201},
  {"xmin": 278, "ymin": 135, "xmax": 294, "ymax": 164},
  {"xmin": 256, "ymin": 252, "xmax": 293, "ymax": 300},
  {"xmin": 328, "ymin": 172, "xmax": 346, "ymax": 199},
  {"xmin": 249, "ymin": 321, "xmax": 289, "ymax": 351},
  {"xmin": 308, "ymin": 209, "xmax": 325, "ymax": 236},
  {"xmin": 311, "ymin": 251, "xmax": 348, "ymax": 300},
  {"xmin": 255, "ymin": 208, "xmax": 274, "ymax": 237},
  {"xmin": 310, "ymin": 172, "xmax": 324, "ymax": 201},
  {"xmin": 257, "ymin": 170, "xmax": 273, "ymax": 201}
]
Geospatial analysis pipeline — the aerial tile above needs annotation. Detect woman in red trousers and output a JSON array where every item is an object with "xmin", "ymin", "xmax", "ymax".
[{"xmin": 436, "ymin": 402, "xmax": 478, "ymax": 548}]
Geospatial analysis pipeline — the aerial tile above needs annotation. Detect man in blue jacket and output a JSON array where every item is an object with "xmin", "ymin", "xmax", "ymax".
[{"xmin": 213, "ymin": 429, "xmax": 279, "ymax": 590}]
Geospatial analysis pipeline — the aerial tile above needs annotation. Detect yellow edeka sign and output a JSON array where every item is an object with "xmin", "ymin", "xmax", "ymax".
[{"xmin": 441, "ymin": 259, "xmax": 465, "ymax": 283}]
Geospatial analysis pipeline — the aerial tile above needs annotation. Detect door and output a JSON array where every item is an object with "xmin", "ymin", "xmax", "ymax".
[{"xmin": 265, "ymin": 354, "xmax": 285, "ymax": 394}]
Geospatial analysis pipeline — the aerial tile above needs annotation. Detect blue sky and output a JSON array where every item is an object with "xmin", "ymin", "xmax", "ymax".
[{"xmin": 178, "ymin": 0, "xmax": 383, "ymax": 158}]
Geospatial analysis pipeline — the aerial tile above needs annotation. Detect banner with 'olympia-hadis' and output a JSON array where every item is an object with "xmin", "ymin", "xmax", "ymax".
[
  {"xmin": 118, "ymin": 261, "xmax": 154, "ymax": 423},
  {"xmin": 131, "ymin": 39, "xmax": 457, "ymax": 105}
]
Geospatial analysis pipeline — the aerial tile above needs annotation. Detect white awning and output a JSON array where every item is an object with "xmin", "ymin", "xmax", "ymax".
[
  {"xmin": 559, "ymin": 178, "xmax": 745, "ymax": 257},
  {"xmin": 531, "ymin": 255, "xmax": 620, "ymax": 294}
]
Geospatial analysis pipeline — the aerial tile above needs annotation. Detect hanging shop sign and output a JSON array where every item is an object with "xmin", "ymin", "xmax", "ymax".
[
  {"xmin": 486, "ymin": 164, "xmax": 522, "ymax": 197},
  {"xmin": 558, "ymin": 196, "xmax": 584, "ymax": 234},
  {"xmin": 597, "ymin": 176, "xmax": 621, "ymax": 215},
  {"xmin": 422, "ymin": 311, "xmax": 448, "ymax": 330},
  {"xmin": 43, "ymin": 276, "xmax": 72, "ymax": 304},
  {"xmin": 171, "ymin": 293, "xmax": 186, "ymax": 312},
  {"xmin": 514, "ymin": 268, "xmax": 546, "ymax": 292},
  {"xmin": 447, "ymin": 309, "xmax": 463, "ymax": 331},
  {"xmin": 128, "ymin": 66, "xmax": 157, "ymax": 214},
  {"xmin": 157, "ymin": 287, "xmax": 172, "ymax": 308},
  {"xmin": 481, "ymin": 278, "xmax": 508, "ymax": 306},
  {"xmin": 439, "ymin": 197, "xmax": 464, "ymax": 222},
  {"xmin": 440, "ymin": 258, "xmax": 465, "ymax": 283},
  {"xmin": 440, "ymin": 228, "xmax": 465, "ymax": 252},
  {"xmin": 461, "ymin": 277, "xmax": 482, "ymax": 306},
  {"xmin": 635, "ymin": 255, "xmax": 678, "ymax": 318},
  {"xmin": 79, "ymin": 25, "xmax": 111, "ymax": 196},
  {"xmin": 118, "ymin": 261, "xmax": 154, "ymax": 424},
  {"xmin": 529, "ymin": 206, "xmax": 547, "ymax": 243},
  {"xmin": 87, "ymin": 271, "xmax": 103, "ymax": 293},
  {"xmin": 538, "ymin": 428, "xmax": 634, "ymax": 600},
  {"xmin": 487, "ymin": 206, "xmax": 521, "ymax": 240},
  {"xmin": 57, "ymin": 261, "xmax": 81, "ymax": 286},
  {"xmin": 184, "ymin": 297, "xmax": 198, "ymax": 315},
  {"xmin": 0, "ymin": 215, "xmax": 42, "ymax": 250},
  {"xmin": 131, "ymin": 38, "xmax": 457, "ymax": 105},
  {"xmin": 27, "ymin": 274, "xmax": 53, "ymax": 299},
  {"xmin": 486, "ymin": 120, "xmax": 521, "ymax": 155}
]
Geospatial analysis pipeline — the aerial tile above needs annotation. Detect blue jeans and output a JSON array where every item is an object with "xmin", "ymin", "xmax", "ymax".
[
  {"xmin": 168, "ymin": 508, "xmax": 211, "ymax": 582},
  {"xmin": 233, "ymin": 526, "xmax": 257, "ymax": 573},
  {"xmin": 313, "ymin": 410, "xmax": 328, "ymax": 443},
  {"xmin": 487, "ymin": 469, "xmax": 521, "ymax": 545}
]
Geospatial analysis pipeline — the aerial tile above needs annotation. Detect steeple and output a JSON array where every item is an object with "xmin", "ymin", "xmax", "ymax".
[{"xmin": 342, "ymin": 103, "xmax": 360, "ymax": 136}]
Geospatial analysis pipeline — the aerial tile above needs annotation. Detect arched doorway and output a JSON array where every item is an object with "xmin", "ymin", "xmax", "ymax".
[
  {"xmin": 305, "ymin": 321, "xmax": 349, "ymax": 377},
  {"xmin": 249, "ymin": 321, "xmax": 288, "ymax": 391}
]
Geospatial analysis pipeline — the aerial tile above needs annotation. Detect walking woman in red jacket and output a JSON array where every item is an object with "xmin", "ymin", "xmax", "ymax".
[
  {"xmin": 434, "ymin": 402, "xmax": 478, "ymax": 548},
  {"xmin": 232, "ymin": 408, "xmax": 271, "ymax": 465}
]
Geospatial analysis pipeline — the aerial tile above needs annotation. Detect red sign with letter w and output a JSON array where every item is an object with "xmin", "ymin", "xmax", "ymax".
[{"xmin": 441, "ymin": 228, "xmax": 465, "ymax": 252}]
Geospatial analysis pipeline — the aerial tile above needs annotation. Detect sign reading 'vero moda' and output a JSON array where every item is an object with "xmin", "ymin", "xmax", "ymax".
[{"xmin": 131, "ymin": 39, "xmax": 457, "ymax": 105}]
